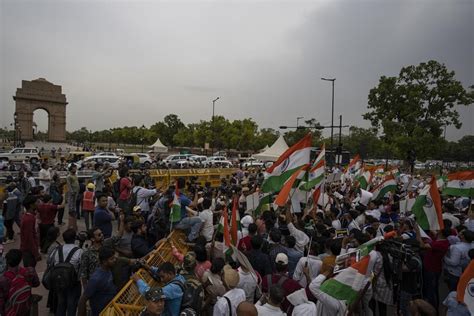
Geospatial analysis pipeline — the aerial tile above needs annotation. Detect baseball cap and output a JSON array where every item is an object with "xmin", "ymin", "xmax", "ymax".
[
  {"xmin": 275, "ymin": 253, "xmax": 288, "ymax": 265},
  {"xmin": 145, "ymin": 287, "xmax": 166, "ymax": 302}
]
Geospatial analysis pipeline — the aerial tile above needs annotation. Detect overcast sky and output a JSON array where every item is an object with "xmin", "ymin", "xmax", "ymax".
[{"xmin": 1, "ymin": 0, "xmax": 473, "ymax": 141}]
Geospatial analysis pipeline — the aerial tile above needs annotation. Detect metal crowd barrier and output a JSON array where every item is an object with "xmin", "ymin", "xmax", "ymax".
[{"xmin": 101, "ymin": 230, "xmax": 190, "ymax": 316}]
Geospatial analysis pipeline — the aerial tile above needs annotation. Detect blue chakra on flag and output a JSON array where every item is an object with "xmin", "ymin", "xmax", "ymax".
[
  {"xmin": 468, "ymin": 280, "xmax": 474, "ymax": 297},
  {"xmin": 280, "ymin": 158, "xmax": 290, "ymax": 172},
  {"xmin": 459, "ymin": 180, "xmax": 466, "ymax": 188},
  {"xmin": 425, "ymin": 197, "xmax": 433, "ymax": 208}
]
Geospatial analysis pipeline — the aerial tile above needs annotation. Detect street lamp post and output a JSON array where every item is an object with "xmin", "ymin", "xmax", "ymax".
[
  {"xmin": 296, "ymin": 117, "xmax": 304, "ymax": 128},
  {"xmin": 141, "ymin": 125, "xmax": 146, "ymax": 153},
  {"xmin": 211, "ymin": 97, "xmax": 220, "ymax": 155},
  {"xmin": 321, "ymin": 77, "xmax": 336, "ymax": 153}
]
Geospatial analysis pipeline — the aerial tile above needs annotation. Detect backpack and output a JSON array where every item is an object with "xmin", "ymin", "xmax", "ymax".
[
  {"xmin": 112, "ymin": 178, "xmax": 121, "ymax": 201},
  {"xmin": 49, "ymin": 246, "xmax": 80, "ymax": 291},
  {"xmin": 4, "ymin": 268, "xmax": 32, "ymax": 316},
  {"xmin": 130, "ymin": 187, "xmax": 142, "ymax": 209},
  {"xmin": 172, "ymin": 277, "xmax": 204, "ymax": 314}
]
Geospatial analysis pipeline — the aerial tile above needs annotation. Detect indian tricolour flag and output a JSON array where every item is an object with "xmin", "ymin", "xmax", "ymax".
[
  {"xmin": 356, "ymin": 170, "xmax": 372, "ymax": 190},
  {"xmin": 443, "ymin": 171, "xmax": 474, "ymax": 198},
  {"xmin": 457, "ymin": 260, "xmax": 474, "ymax": 312},
  {"xmin": 169, "ymin": 184, "xmax": 182, "ymax": 223},
  {"xmin": 345, "ymin": 154, "xmax": 361, "ymax": 175},
  {"xmin": 275, "ymin": 164, "xmax": 308, "ymax": 207},
  {"xmin": 300, "ymin": 144, "xmax": 325, "ymax": 191},
  {"xmin": 412, "ymin": 176, "xmax": 444, "ymax": 231},
  {"xmin": 371, "ymin": 175, "xmax": 397, "ymax": 201},
  {"xmin": 261, "ymin": 133, "xmax": 312, "ymax": 193},
  {"xmin": 320, "ymin": 254, "xmax": 372, "ymax": 305},
  {"xmin": 254, "ymin": 192, "xmax": 272, "ymax": 217}
]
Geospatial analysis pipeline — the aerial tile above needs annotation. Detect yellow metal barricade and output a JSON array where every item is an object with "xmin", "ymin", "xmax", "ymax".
[{"xmin": 100, "ymin": 230, "xmax": 190, "ymax": 316}]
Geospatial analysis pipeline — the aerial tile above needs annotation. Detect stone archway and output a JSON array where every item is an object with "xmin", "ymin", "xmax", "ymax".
[{"xmin": 13, "ymin": 78, "xmax": 67, "ymax": 142}]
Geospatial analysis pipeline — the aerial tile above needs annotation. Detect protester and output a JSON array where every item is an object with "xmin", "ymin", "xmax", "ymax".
[
  {"xmin": 78, "ymin": 246, "xmax": 118, "ymax": 316},
  {"xmin": 82, "ymin": 183, "xmax": 96, "ymax": 230},
  {"xmin": 93, "ymin": 193, "xmax": 115, "ymax": 238},
  {"xmin": 66, "ymin": 164, "xmax": 80, "ymax": 231},
  {"xmin": 213, "ymin": 265, "xmax": 246, "ymax": 316},
  {"xmin": 255, "ymin": 284, "xmax": 286, "ymax": 316},
  {"xmin": 20, "ymin": 195, "xmax": 41, "ymax": 267},
  {"xmin": 37, "ymin": 193, "xmax": 65, "ymax": 249}
]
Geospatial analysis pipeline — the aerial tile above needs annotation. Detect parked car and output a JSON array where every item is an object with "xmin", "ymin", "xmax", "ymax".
[
  {"xmin": 206, "ymin": 156, "xmax": 233, "ymax": 168},
  {"xmin": 163, "ymin": 154, "xmax": 193, "ymax": 168},
  {"xmin": 0, "ymin": 147, "xmax": 41, "ymax": 163},
  {"xmin": 130, "ymin": 153, "xmax": 154, "ymax": 166},
  {"xmin": 76, "ymin": 155, "xmax": 122, "ymax": 169},
  {"xmin": 189, "ymin": 155, "xmax": 207, "ymax": 167},
  {"xmin": 242, "ymin": 158, "xmax": 264, "ymax": 168}
]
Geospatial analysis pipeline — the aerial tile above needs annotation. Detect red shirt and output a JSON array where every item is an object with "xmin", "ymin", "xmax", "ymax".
[
  {"xmin": 423, "ymin": 239, "xmax": 450, "ymax": 273},
  {"xmin": 237, "ymin": 235, "xmax": 253, "ymax": 252},
  {"xmin": 20, "ymin": 212, "xmax": 40, "ymax": 259},
  {"xmin": 119, "ymin": 178, "xmax": 132, "ymax": 201},
  {"xmin": 262, "ymin": 273, "xmax": 302, "ymax": 312},
  {"xmin": 37, "ymin": 203, "xmax": 58, "ymax": 225}
]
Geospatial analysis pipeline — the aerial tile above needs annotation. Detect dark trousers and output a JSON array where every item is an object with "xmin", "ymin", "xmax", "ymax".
[
  {"xmin": 83, "ymin": 211, "xmax": 94, "ymax": 230},
  {"xmin": 444, "ymin": 270, "xmax": 460, "ymax": 292},
  {"xmin": 423, "ymin": 270, "xmax": 440, "ymax": 309},
  {"xmin": 4, "ymin": 218, "xmax": 15, "ymax": 240},
  {"xmin": 39, "ymin": 223, "xmax": 54, "ymax": 249},
  {"xmin": 22, "ymin": 250, "xmax": 37, "ymax": 268},
  {"xmin": 369, "ymin": 299, "xmax": 387, "ymax": 316},
  {"xmin": 57, "ymin": 208, "xmax": 65, "ymax": 224},
  {"xmin": 55, "ymin": 282, "xmax": 81, "ymax": 316}
]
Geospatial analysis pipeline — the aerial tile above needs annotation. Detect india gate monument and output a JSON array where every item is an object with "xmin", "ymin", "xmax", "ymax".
[{"xmin": 13, "ymin": 78, "xmax": 67, "ymax": 142}]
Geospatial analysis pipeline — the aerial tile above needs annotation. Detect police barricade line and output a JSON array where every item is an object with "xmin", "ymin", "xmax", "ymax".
[{"xmin": 101, "ymin": 230, "xmax": 189, "ymax": 316}]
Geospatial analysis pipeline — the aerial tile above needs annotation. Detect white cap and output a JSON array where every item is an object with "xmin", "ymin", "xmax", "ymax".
[
  {"xmin": 275, "ymin": 253, "xmax": 288, "ymax": 265},
  {"xmin": 240, "ymin": 215, "xmax": 254, "ymax": 228}
]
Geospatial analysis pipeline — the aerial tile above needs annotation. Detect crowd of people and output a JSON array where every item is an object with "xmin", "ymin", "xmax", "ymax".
[{"xmin": 0, "ymin": 159, "xmax": 473, "ymax": 316}]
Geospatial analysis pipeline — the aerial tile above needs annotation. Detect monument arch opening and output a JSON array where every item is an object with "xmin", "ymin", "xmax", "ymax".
[{"xmin": 32, "ymin": 108, "xmax": 49, "ymax": 141}]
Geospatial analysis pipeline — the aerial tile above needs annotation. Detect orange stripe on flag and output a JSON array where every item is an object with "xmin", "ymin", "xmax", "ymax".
[
  {"xmin": 352, "ymin": 255, "xmax": 370, "ymax": 275},
  {"xmin": 274, "ymin": 164, "xmax": 308, "ymax": 207},
  {"xmin": 448, "ymin": 171, "xmax": 474, "ymax": 181},
  {"xmin": 457, "ymin": 260, "xmax": 474, "ymax": 303},
  {"xmin": 231, "ymin": 198, "xmax": 238, "ymax": 245},
  {"xmin": 429, "ymin": 176, "xmax": 444, "ymax": 230}
]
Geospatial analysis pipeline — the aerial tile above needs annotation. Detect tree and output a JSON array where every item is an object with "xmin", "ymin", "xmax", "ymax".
[
  {"xmin": 363, "ymin": 60, "xmax": 473, "ymax": 160},
  {"xmin": 283, "ymin": 118, "xmax": 322, "ymax": 146},
  {"xmin": 342, "ymin": 127, "xmax": 385, "ymax": 159},
  {"xmin": 150, "ymin": 114, "xmax": 185, "ymax": 147}
]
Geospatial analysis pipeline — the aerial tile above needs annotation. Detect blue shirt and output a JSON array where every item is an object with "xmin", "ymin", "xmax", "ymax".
[
  {"xmin": 179, "ymin": 194, "xmax": 191, "ymax": 221},
  {"xmin": 84, "ymin": 267, "xmax": 117, "ymax": 316},
  {"xmin": 137, "ymin": 272, "xmax": 185, "ymax": 316},
  {"xmin": 93, "ymin": 207, "xmax": 113, "ymax": 238}
]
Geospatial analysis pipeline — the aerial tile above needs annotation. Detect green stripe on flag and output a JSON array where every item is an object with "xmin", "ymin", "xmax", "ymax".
[
  {"xmin": 412, "ymin": 194, "xmax": 430, "ymax": 230},
  {"xmin": 262, "ymin": 166, "xmax": 306, "ymax": 193},
  {"xmin": 320, "ymin": 279, "xmax": 359, "ymax": 305}
]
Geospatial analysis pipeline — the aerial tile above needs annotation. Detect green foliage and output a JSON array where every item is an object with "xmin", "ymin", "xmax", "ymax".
[
  {"xmin": 363, "ymin": 60, "xmax": 473, "ymax": 160},
  {"xmin": 283, "ymin": 119, "xmax": 322, "ymax": 146}
]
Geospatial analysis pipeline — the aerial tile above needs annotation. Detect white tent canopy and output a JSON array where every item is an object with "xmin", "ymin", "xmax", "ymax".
[
  {"xmin": 253, "ymin": 135, "xmax": 289, "ymax": 162},
  {"xmin": 148, "ymin": 138, "xmax": 168, "ymax": 153}
]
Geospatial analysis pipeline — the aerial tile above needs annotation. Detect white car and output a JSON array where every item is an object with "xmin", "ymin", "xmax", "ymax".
[
  {"xmin": 206, "ymin": 156, "xmax": 233, "ymax": 168},
  {"xmin": 131, "ymin": 153, "xmax": 153, "ymax": 166},
  {"xmin": 189, "ymin": 155, "xmax": 207, "ymax": 167},
  {"xmin": 95, "ymin": 152, "xmax": 118, "ymax": 157},
  {"xmin": 78, "ymin": 155, "xmax": 122, "ymax": 169},
  {"xmin": 0, "ymin": 147, "xmax": 41, "ymax": 163},
  {"xmin": 242, "ymin": 158, "xmax": 264, "ymax": 168},
  {"xmin": 163, "ymin": 154, "xmax": 192, "ymax": 168}
]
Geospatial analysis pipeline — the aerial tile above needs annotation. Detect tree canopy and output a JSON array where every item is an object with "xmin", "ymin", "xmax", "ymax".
[{"xmin": 363, "ymin": 60, "xmax": 473, "ymax": 160}]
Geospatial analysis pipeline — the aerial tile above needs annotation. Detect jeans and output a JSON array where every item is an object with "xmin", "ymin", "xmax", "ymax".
[
  {"xmin": 57, "ymin": 207, "xmax": 65, "ymax": 224},
  {"xmin": 423, "ymin": 270, "xmax": 440, "ymax": 309},
  {"xmin": 39, "ymin": 223, "xmax": 54, "ymax": 249},
  {"xmin": 83, "ymin": 211, "xmax": 94, "ymax": 230},
  {"xmin": 175, "ymin": 217, "xmax": 203, "ymax": 241},
  {"xmin": 399, "ymin": 290, "xmax": 412, "ymax": 316},
  {"xmin": 444, "ymin": 270, "xmax": 460, "ymax": 292},
  {"xmin": 67, "ymin": 192, "xmax": 78, "ymax": 217},
  {"xmin": 55, "ymin": 281, "xmax": 81, "ymax": 316}
]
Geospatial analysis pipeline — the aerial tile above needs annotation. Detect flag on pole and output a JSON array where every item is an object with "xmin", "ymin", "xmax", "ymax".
[
  {"xmin": 371, "ymin": 175, "xmax": 397, "ymax": 201},
  {"xmin": 345, "ymin": 154, "xmax": 361, "ymax": 175},
  {"xmin": 261, "ymin": 133, "xmax": 312, "ymax": 193},
  {"xmin": 443, "ymin": 171, "xmax": 474, "ymax": 198},
  {"xmin": 356, "ymin": 169, "xmax": 372, "ymax": 190},
  {"xmin": 222, "ymin": 205, "xmax": 232, "ymax": 257},
  {"xmin": 457, "ymin": 260, "xmax": 474, "ymax": 312},
  {"xmin": 300, "ymin": 144, "xmax": 325, "ymax": 191},
  {"xmin": 412, "ymin": 176, "xmax": 444, "ymax": 231},
  {"xmin": 320, "ymin": 255, "xmax": 372, "ymax": 305},
  {"xmin": 169, "ymin": 183, "xmax": 182, "ymax": 223},
  {"xmin": 230, "ymin": 197, "xmax": 240, "ymax": 245},
  {"xmin": 254, "ymin": 192, "xmax": 272, "ymax": 217},
  {"xmin": 275, "ymin": 164, "xmax": 309, "ymax": 207}
]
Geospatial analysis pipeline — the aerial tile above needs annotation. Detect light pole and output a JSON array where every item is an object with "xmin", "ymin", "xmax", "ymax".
[
  {"xmin": 211, "ymin": 97, "xmax": 220, "ymax": 155},
  {"xmin": 321, "ymin": 77, "xmax": 336, "ymax": 153},
  {"xmin": 13, "ymin": 112, "xmax": 18, "ymax": 146},
  {"xmin": 141, "ymin": 124, "xmax": 145, "ymax": 153},
  {"xmin": 296, "ymin": 117, "xmax": 304, "ymax": 128}
]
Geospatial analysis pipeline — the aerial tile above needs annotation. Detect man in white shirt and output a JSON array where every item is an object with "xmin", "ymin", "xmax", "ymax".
[
  {"xmin": 198, "ymin": 198, "xmax": 214, "ymax": 242},
  {"xmin": 213, "ymin": 265, "xmax": 246, "ymax": 316},
  {"xmin": 293, "ymin": 242, "xmax": 323, "ymax": 287},
  {"xmin": 237, "ymin": 265, "xmax": 260, "ymax": 303},
  {"xmin": 256, "ymin": 284, "xmax": 286, "ymax": 316},
  {"xmin": 38, "ymin": 162, "xmax": 51, "ymax": 192}
]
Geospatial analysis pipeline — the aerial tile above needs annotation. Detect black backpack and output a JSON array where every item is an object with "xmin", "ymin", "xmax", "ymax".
[
  {"xmin": 172, "ymin": 277, "xmax": 204, "ymax": 314},
  {"xmin": 50, "ymin": 246, "xmax": 80, "ymax": 291},
  {"xmin": 130, "ymin": 187, "xmax": 142, "ymax": 209},
  {"xmin": 112, "ymin": 178, "xmax": 121, "ymax": 201}
]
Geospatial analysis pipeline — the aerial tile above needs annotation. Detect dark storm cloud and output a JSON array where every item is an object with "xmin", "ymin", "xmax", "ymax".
[{"xmin": 1, "ymin": 0, "xmax": 472, "ymax": 140}]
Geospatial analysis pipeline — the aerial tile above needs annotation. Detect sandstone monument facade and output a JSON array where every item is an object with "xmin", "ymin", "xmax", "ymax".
[{"xmin": 13, "ymin": 78, "xmax": 67, "ymax": 142}]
